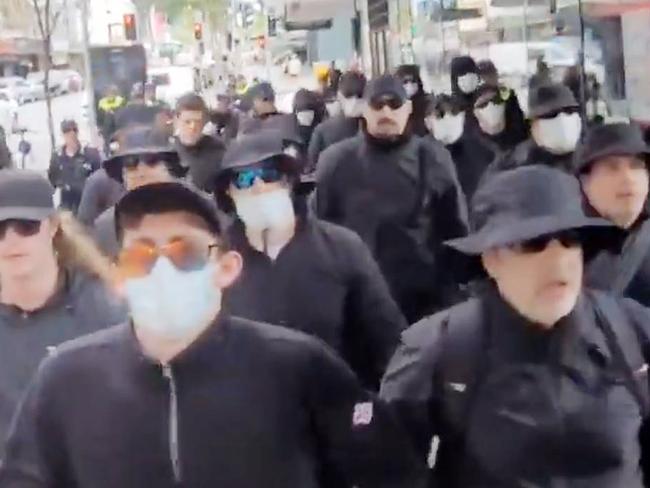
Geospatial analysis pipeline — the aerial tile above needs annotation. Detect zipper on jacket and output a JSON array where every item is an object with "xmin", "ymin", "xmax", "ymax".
[{"xmin": 162, "ymin": 364, "xmax": 182, "ymax": 483}]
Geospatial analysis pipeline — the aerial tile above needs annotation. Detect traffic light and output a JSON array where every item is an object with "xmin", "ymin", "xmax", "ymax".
[
  {"xmin": 194, "ymin": 22, "xmax": 203, "ymax": 40},
  {"xmin": 123, "ymin": 14, "xmax": 137, "ymax": 41}
]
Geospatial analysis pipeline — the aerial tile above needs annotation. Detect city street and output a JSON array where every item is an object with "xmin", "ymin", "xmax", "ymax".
[{"xmin": 7, "ymin": 64, "xmax": 315, "ymax": 173}]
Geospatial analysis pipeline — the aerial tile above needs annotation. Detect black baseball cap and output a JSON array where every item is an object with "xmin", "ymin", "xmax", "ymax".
[
  {"xmin": 0, "ymin": 170, "xmax": 55, "ymax": 222},
  {"xmin": 115, "ymin": 182, "xmax": 222, "ymax": 240},
  {"xmin": 364, "ymin": 75, "xmax": 407, "ymax": 103}
]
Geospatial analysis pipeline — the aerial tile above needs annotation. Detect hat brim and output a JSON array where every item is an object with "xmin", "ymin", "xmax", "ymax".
[
  {"xmin": 529, "ymin": 100, "xmax": 579, "ymax": 119},
  {"xmin": 579, "ymin": 144, "xmax": 650, "ymax": 172},
  {"xmin": 445, "ymin": 214, "xmax": 616, "ymax": 255},
  {"xmin": 104, "ymin": 148, "xmax": 183, "ymax": 182},
  {"xmin": 0, "ymin": 207, "xmax": 55, "ymax": 222}
]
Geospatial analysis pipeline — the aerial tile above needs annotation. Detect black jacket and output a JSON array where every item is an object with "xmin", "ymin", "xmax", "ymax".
[
  {"xmin": 48, "ymin": 145, "xmax": 102, "ymax": 214},
  {"xmin": 1, "ymin": 315, "xmax": 425, "ymax": 488},
  {"xmin": 0, "ymin": 126, "xmax": 11, "ymax": 169},
  {"xmin": 308, "ymin": 116, "xmax": 360, "ymax": 172},
  {"xmin": 209, "ymin": 110, "xmax": 239, "ymax": 144},
  {"xmin": 435, "ymin": 132, "xmax": 497, "ymax": 202},
  {"xmin": 175, "ymin": 135, "xmax": 226, "ymax": 192},
  {"xmin": 485, "ymin": 138, "xmax": 575, "ymax": 178},
  {"xmin": 76, "ymin": 168, "xmax": 124, "ymax": 226},
  {"xmin": 0, "ymin": 269, "xmax": 126, "ymax": 455},
  {"xmin": 587, "ymin": 216, "xmax": 650, "ymax": 307},
  {"xmin": 224, "ymin": 217, "xmax": 407, "ymax": 389},
  {"xmin": 315, "ymin": 134, "xmax": 468, "ymax": 323},
  {"xmin": 238, "ymin": 112, "xmax": 299, "ymax": 139},
  {"xmin": 381, "ymin": 286, "xmax": 650, "ymax": 487}
]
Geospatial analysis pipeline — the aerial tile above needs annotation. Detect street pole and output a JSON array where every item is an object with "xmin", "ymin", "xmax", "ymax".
[
  {"xmin": 577, "ymin": 0, "xmax": 588, "ymax": 123},
  {"xmin": 80, "ymin": 0, "xmax": 97, "ymax": 141},
  {"xmin": 523, "ymin": 0, "xmax": 529, "ymax": 81}
]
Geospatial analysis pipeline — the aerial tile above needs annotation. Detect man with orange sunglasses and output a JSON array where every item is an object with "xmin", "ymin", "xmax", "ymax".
[{"xmin": 1, "ymin": 182, "xmax": 424, "ymax": 488}]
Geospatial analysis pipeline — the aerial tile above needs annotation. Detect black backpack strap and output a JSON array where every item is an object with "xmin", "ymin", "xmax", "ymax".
[
  {"xmin": 437, "ymin": 299, "xmax": 489, "ymax": 437},
  {"xmin": 612, "ymin": 220, "xmax": 650, "ymax": 295},
  {"xmin": 590, "ymin": 290, "xmax": 650, "ymax": 417}
]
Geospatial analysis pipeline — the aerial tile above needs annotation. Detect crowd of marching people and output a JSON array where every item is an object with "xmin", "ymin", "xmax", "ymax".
[{"xmin": 0, "ymin": 52, "xmax": 649, "ymax": 487}]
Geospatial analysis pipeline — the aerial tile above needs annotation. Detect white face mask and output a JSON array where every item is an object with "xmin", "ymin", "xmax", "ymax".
[
  {"xmin": 124, "ymin": 257, "xmax": 220, "ymax": 340},
  {"xmin": 457, "ymin": 73, "xmax": 479, "ymax": 94},
  {"xmin": 429, "ymin": 112, "xmax": 465, "ymax": 145},
  {"xmin": 475, "ymin": 102, "xmax": 506, "ymax": 135},
  {"xmin": 232, "ymin": 188, "xmax": 295, "ymax": 234},
  {"xmin": 340, "ymin": 96, "xmax": 365, "ymax": 118},
  {"xmin": 326, "ymin": 101, "xmax": 342, "ymax": 117},
  {"xmin": 532, "ymin": 112, "xmax": 582, "ymax": 155},
  {"xmin": 296, "ymin": 110, "xmax": 315, "ymax": 127},
  {"xmin": 403, "ymin": 82, "xmax": 419, "ymax": 99}
]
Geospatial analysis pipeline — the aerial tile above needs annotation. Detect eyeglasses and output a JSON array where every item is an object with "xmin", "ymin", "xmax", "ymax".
[
  {"xmin": 369, "ymin": 96, "xmax": 404, "ymax": 111},
  {"xmin": 231, "ymin": 163, "xmax": 283, "ymax": 190},
  {"xmin": 117, "ymin": 239, "xmax": 219, "ymax": 279},
  {"xmin": 511, "ymin": 230, "xmax": 582, "ymax": 254},
  {"xmin": 122, "ymin": 154, "xmax": 165, "ymax": 170},
  {"xmin": 537, "ymin": 107, "xmax": 580, "ymax": 120},
  {"xmin": 0, "ymin": 219, "xmax": 42, "ymax": 240}
]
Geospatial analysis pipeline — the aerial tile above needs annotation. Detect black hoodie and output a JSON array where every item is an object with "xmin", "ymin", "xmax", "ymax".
[
  {"xmin": 395, "ymin": 65, "xmax": 429, "ymax": 137},
  {"xmin": 175, "ymin": 134, "xmax": 226, "ymax": 192},
  {"xmin": 293, "ymin": 89, "xmax": 327, "ymax": 148},
  {"xmin": 450, "ymin": 56, "xmax": 480, "ymax": 113}
]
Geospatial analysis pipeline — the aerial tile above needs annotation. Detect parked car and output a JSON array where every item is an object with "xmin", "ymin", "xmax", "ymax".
[{"xmin": 0, "ymin": 77, "xmax": 45, "ymax": 105}]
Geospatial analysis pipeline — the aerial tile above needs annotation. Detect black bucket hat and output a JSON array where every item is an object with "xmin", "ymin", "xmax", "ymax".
[
  {"xmin": 445, "ymin": 166, "xmax": 617, "ymax": 256},
  {"xmin": 213, "ymin": 130, "xmax": 306, "ymax": 212},
  {"xmin": 103, "ymin": 126, "xmax": 184, "ymax": 183},
  {"xmin": 528, "ymin": 83, "xmax": 578, "ymax": 119},
  {"xmin": 574, "ymin": 123, "xmax": 650, "ymax": 174},
  {"xmin": 339, "ymin": 71, "xmax": 366, "ymax": 98}
]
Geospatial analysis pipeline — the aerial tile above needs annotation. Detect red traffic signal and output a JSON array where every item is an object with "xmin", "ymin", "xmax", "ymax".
[
  {"xmin": 194, "ymin": 22, "xmax": 203, "ymax": 40},
  {"xmin": 123, "ymin": 14, "xmax": 137, "ymax": 41}
]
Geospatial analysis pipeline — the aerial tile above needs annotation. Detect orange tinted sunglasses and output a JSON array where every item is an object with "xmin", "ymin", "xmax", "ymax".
[{"xmin": 117, "ymin": 239, "xmax": 219, "ymax": 279}]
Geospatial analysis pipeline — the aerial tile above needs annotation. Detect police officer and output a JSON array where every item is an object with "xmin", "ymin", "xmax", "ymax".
[
  {"xmin": 315, "ymin": 75, "xmax": 468, "ymax": 323},
  {"xmin": 94, "ymin": 126, "xmax": 188, "ymax": 258},
  {"xmin": 0, "ymin": 170, "xmax": 126, "ymax": 456},
  {"xmin": 97, "ymin": 84, "xmax": 125, "ymax": 149},
  {"xmin": 292, "ymin": 89, "xmax": 327, "ymax": 149},
  {"xmin": 114, "ymin": 82, "xmax": 162, "ymax": 132},
  {"xmin": 48, "ymin": 119, "xmax": 101, "ymax": 214},
  {"xmin": 488, "ymin": 83, "xmax": 582, "ymax": 175},
  {"xmin": 395, "ymin": 64, "xmax": 429, "ymax": 137},
  {"xmin": 173, "ymin": 93, "xmax": 226, "ymax": 192},
  {"xmin": 0, "ymin": 181, "xmax": 425, "ymax": 488},
  {"xmin": 215, "ymin": 131, "xmax": 407, "ymax": 389},
  {"xmin": 308, "ymin": 71, "xmax": 366, "ymax": 171},
  {"xmin": 381, "ymin": 165, "xmax": 650, "ymax": 487},
  {"xmin": 576, "ymin": 123, "xmax": 650, "ymax": 307},
  {"xmin": 425, "ymin": 94, "xmax": 496, "ymax": 201}
]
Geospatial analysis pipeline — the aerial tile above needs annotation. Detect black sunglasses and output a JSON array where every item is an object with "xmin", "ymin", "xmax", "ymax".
[
  {"xmin": 512, "ymin": 230, "xmax": 582, "ymax": 254},
  {"xmin": 537, "ymin": 106, "xmax": 580, "ymax": 120},
  {"xmin": 369, "ymin": 96, "xmax": 404, "ymax": 111},
  {"xmin": 122, "ymin": 154, "xmax": 167, "ymax": 170},
  {"xmin": 0, "ymin": 219, "xmax": 42, "ymax": 240},
  {"xmin": 475, "ymin": 95, "xmax": 504, "ymax": 110}
]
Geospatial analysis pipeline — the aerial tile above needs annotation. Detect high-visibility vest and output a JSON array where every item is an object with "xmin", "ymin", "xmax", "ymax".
[{"xmin": 98, "ymin": 96, "xmax": 125, "ymax": 113}]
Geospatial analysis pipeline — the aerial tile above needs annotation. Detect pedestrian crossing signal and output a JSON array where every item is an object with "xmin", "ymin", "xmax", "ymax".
[
  {"xmin": 123, "ymin": 14, "xmax": 137, "ymax": 41},
  {"xmin": 194, "ymin": 23, "xmax": 203, "ymax": 41}
]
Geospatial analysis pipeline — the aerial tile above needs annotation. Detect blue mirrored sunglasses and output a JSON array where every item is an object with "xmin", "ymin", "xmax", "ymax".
[{"xmin": 232, "ymin": 164, "xmax": 283, "ymax": 190}]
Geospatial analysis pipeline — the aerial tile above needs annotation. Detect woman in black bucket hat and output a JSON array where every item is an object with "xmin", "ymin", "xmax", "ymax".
[
  {"xmin": 576, "ymin": 123, "xmax": 650, "ymax": 307},
  {"xmin": 381, "ymin": 165, "xmax": 650, "ymax": 487},
  {"xmin": 214, "ymin": 129, "xmax": 407, "ymax": 391}
]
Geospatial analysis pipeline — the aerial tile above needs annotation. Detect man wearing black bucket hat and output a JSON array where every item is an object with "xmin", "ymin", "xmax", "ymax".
[
  {"xmin": 576, "ymin": 123, "xmax": 650, "ymax": 307},
  {"xmin": 239, "ymin": 82, "xmax": 299, "ymax": 139},
  {"xmin": 315, "ymin": 74, "xmax": 468, "ymax": 324},
  {"xmin": 93, "ymin": 126, "xmax": 188, "ymax": 257},
  {"xmin": 488, "ymin": 83, "xmax": 582, "ymax": 175},
  {"xmin": 380, "ymin": 165, "xmax": 650, "ymax": 487},
  {"xmin": 1, "ymin": 181, "xmax": 424, "ymax": 488},
  {"xmin": 215, "ymin": 130, "xmax": 406, "ymax": 390}
]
